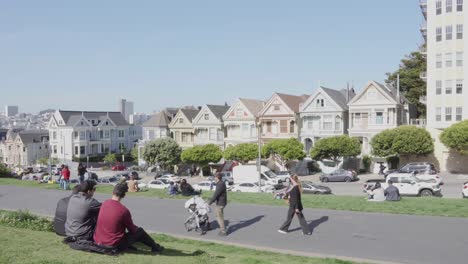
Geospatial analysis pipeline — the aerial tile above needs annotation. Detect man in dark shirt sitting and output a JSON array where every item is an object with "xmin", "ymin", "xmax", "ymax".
[
  {"xmin": 54, "ymin": 185, "xmax": 80, "ymax": 236},
  {"xmin": 94, "ymin": 183, "xmax": 164, "ymax": 253},
  {"xmin": 384, "ymin": 180, "xmax": 401, "ymax": 201},
  {"xmin": 65, "ymin": 180, "xmax": 101, "ymax": 241}
]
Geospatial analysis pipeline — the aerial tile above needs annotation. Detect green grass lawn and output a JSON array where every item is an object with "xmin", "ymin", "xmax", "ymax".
[
  {"xmin": 0, "ymin": 210, "xmax": 359, "ymax": 264},
  {"xmin": 1, "ymin": 178, "xmax": 467, "ymax": 218}
]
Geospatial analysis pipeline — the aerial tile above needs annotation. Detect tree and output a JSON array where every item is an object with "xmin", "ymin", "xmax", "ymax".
[
  {"xmin": 0, "ymin": 163, "xmax": 11, "ymax": 178},
  {"xmin": 181, "ymin": 144, "xmax": 223, "ymax": 175},
  {"xmin": 371, "ymin": 126, "xmax": 434, "ymax": 157},
  {"xmin": 36, "ymin": 157, "xmax": 60, "ymax": 166},
  {"xmin": 223, "ymin": 143, "xmax": 258, "ymax": 164},
  {"xmin": 386, "ymin": 50, "xmax": 426, "ymax": 117},
  {"xmin": 130, "ymin": 147, "xmax": 143, "ymax": 161},
  {"xmin": 103, "ymin": 153, "xmax": 117, "ymax": 164},
  {"xmin": 262, "ymin": 138, "xmax": 305, "ymax": 168},
  {"xmin": 440, "ymin": 120, "xmax": 468, "ymax": 154},
  {"xmin": 310, "ymin": 136, "xmax": 361, "ymax": 162},
  {"xmin": 143, "ymin": 138, "xmax": 182, "ymax": 170}
]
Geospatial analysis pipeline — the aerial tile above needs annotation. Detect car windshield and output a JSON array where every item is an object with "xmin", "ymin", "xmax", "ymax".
[{"xmin": 263, "ymin": 170, "xmax": 277, "ymax": 178}]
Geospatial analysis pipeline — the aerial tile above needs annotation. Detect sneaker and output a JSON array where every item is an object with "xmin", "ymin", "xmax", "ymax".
[
  {"xmin": 218, "ymin": 231, "xmax": 227, "ymax": 236},
  {"xmin": 277, "ymin": 230, "xmax": 287, "ymax": 234},
  {"xmin": 302, "ymin": 232, "xmax": 312, "ymax": 235}
]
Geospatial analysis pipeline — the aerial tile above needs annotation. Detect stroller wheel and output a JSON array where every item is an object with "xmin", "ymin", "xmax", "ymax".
[{"xmin": 184, "ymin": 222, "xmax": 191, "ymax": 232}]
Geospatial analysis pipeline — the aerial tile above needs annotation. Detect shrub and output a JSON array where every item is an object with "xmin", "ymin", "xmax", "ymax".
[
  {"xmin": 0, "ymin": 210, "xmax": 53, "ymax": 232},
  {"xmin": 440, "ymin": 120, "xmax": 468, "ymax": 154},
  {"xmin": 362, "ymin": 155, "xmax": 372, "ymax": 173},
  {"xmin": 371, "ymin": 126, "xmax": 433, "ymax": 157},
  {"xmin": 0, "ymin": 164, "xmax": 12, "ymax": 178}
]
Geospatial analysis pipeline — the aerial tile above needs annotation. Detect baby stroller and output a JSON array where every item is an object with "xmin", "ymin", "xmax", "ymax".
[{"xmin": 184, "ymin": 196, "xmax": 211, "ymax": 235}]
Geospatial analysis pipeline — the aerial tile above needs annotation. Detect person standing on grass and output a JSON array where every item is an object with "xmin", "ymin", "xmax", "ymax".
[
  {"xmin": 94, "ymin": 183, "xmax": 164, "ymax": 254},
  {"xmin": 65, "ymin": 180, "xmax": 101, "ymax": 241},
  {"xmin": 208, "ymin": 173, "xmax": 227, "ymax": 236},
  {"xmin": 78, "ymin": 162, "xmax": 86, "ymax": 184},
  {"xmin": 61, "ymin": 165, "xmax": 70, "ymax": 190},
  {"xmin": 278, "ymin": 175, "xmax": 311, "ymax": 235}
]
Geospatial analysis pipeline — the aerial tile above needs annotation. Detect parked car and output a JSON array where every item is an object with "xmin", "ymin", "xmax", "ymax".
[
  {"xmin": 208, "ymin": 174, "xmax": 234, "ymax": 185},
  {"xmin": 365, "ymin": 173, "xmax": 441, "ymax": 197},
  {"xmin": 111, "ymin": 164, "xmax": 126, "ymax": 171},
  {"xmin": 319, "ymin": 169, "xmax": 358, "ymax": 182},
  {"xmin": 51, "ymin": 166, "xmax": 62, "ymax": 176},
  {"xmin": 98, "ymin": 176, "xmax": 119, "ymax": 185},
  {"xmin": 157, "ymin": 174, "xmax": 180, "ymax": 182},
  {"xmin": 230, "ymin": 182, "xmax": 275, "ymax": 193},
  {"xmin": 147, "ymin": 179, "xmax": 170, "ymax": 189},
  {"xmin": 301, "ymin": 181, "xmax": 332, "ymax": 195},
  {"xmin": 193, "ymin": 181, "xmax": 215, "ymax": 191},
  {"xmin": 386, "ymin": 170, "xmax": 443, "ymax": 186},
  {"xmin": 463, "ymin": 182, "xmax": 468, "ymax": 198},
  {"xmin": 384, "ymin": 162, "xmax": 437, "ymax": 178}
]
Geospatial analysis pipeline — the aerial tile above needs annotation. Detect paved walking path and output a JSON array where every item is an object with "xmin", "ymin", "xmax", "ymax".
[{"xmin": 1, "ymin": 185, "xmax": 467, "ymax": 264}]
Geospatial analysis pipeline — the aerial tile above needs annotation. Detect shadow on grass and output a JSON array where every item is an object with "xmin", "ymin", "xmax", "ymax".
[
  {"xmin": 127, "ymin": 248, "xmax": 225, "ymax": 259},
  {"xmin": 289, "ymin": 216, "xmax": 329, "ymax": 233}
]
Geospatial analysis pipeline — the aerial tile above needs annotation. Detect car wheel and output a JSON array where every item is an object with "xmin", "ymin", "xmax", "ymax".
[
  {"xmin": 322, "ymin": 178, "xmax": 329, "ymax": 183},
  {"xmin": 420, "ymin": 189, "xmax": 433, "ymax": 197},
  {"xmin": 344, "ymin": 177, "xmax": 352, "ymax": 182}
]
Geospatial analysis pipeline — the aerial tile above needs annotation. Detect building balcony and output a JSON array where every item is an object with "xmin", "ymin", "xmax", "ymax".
[
  {"xmin": 420, "ymin": 0, "xmax": 427, "ymax": 19},
  {"xmin": 410, "ymin": 119, "xmax": 426, "ymax": 128},
  {"xmin": 420, "ymin": 72, "xmax": 427, "ymax": 82},
  {"xmin": 420, "ymin": 23, "xmax": 427, "ymax": 40}
]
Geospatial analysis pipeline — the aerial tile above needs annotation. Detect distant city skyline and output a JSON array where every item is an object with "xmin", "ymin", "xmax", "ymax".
[{"xmin": 0, "ymin": 0, "xmax": 422, "ymax": 114}]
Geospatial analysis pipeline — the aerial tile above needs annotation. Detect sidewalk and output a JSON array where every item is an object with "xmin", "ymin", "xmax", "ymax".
[{"xmin": 1, "ymin": 185, "xmax": 467, "ymax": 264}]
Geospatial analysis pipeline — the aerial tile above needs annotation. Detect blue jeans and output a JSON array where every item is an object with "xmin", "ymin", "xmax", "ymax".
[{"xmin": 63, "ymin": 180, "xmax": 70, "ymax": 190}]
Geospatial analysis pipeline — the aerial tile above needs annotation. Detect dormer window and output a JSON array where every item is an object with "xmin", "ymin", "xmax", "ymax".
[
  {"xmin": 80, "ymin": 121, "xmax": 84, "ymax": 125},
  {"xmin": 178, "ymin": 118, "xmax": 183, "ymax": 124},
  {"xmin": 316, "ymin": 99, "xmax": 324, "ymax": 107},
  {"xmin": 273, "ymin": 105, "xmax": 280, "ymax": 111},
  {"xmin": 204, "ymin": 114, "xmax": 209, "ymax": 120},
  {"xmin": 236, "ymin": 109, "xmax": 244, "ymax": 117},
  {"xmin": 367, "ymin": 90, "xmax": 377, "ymax": 99}
]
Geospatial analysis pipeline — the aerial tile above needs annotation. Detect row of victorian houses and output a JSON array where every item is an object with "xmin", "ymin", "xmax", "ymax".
[
  {"xmin": 1, "ymin": 80, "xmax": 414, "ymax": 168},
  {"xmin": 137, "ymin": 80, "xmax": 415, "ymax": 165}
]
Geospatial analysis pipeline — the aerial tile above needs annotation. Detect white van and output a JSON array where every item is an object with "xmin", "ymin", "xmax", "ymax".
[{"xmin": 232, "ymin": 165, "xmax": 284, "ymax": 185}]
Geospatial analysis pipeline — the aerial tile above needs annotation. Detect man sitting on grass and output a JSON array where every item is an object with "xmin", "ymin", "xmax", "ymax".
[
  {"xmin": 384, "ymin": 180, "xmax": 401, "ymax": 201},
  {"xmin": 93, "ymin": 183, "xmax": 164, "ymax": 254},
  {"xmin": 54, "ymin": 185, "xmax": 80, "ymax": 236}
]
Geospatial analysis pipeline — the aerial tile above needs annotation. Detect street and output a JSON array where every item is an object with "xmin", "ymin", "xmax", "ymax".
[{"xmin": 1, "ymin": 185, "xmax": 468, "ymax": 264}]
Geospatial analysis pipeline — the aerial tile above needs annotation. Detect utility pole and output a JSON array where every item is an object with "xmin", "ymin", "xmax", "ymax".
[{"xmin": 257, "ymin": 119, "xmax": 262, "ymax": 193}]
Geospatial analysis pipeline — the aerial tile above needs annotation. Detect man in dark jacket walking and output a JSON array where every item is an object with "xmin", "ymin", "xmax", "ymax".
[{"xmin": 208, "ymin": 173, "xmax": 227, "ymax": 236}]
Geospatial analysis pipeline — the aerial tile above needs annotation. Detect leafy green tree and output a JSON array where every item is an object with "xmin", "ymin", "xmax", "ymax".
[
  {"xmin": 181, "ymin": 144, "xmax": 223, "ymax": 176},
  {"xmin": 386, "ymin": 50, "xmax": 426, "ymax": 117},
  {"xmin": 371, "ymin": 126, "xmax": 434, "ymax": 157},
  {"xmin": 0, "ymin": 163, "xmax": 11, "ymax": 178},
  {"xmin": 130, "ymin": 147, "xmax": 143, "ymax": 161},
  {"xmin": 36, "ymin": 157, "xmax": 60, "ymax": 166},
  {"xmin": 262, "ymin": 138, "xmax": 305, "ymax": 168},
  {"xmin": 143, "ymin": 138, "xmax": 182, "ymax": 170},
  {"xmin": 223, "ymin": 143, "xmax": 258, "ymax": 164},
  {"xmin": 310, "ymin": 136, "xmax": 361, "ymax": 162},
  {"xmin": 103, "ymin": 153, "xmax": 117, "ymax": 164},
  {"xmin": 440, "ymin": 120, "xmax": 468, "ymax": 154}
]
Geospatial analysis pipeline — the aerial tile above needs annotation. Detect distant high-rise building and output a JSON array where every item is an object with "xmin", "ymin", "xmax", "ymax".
[
  {"xmin": 5, "ymin": 105, "xmax": 19, "ymax": 117},
  {"xmin": 118, "ymin": 99, "xmax": 134, "ymax": 122}
]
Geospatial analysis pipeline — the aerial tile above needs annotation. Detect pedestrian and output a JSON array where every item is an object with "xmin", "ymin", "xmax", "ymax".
[
  {"xmin": 208, "ymin": 173, "xmax": 227, "ymax": 236},
  {"xmin": 278, "ymin": 175, "xmax": 311, "ymax": 235},
  {"xmin": 61, "ymin": 165, "xmax": 71, "ymax": 190},
  {"xmin": 93, "ymin": 183, "xmax": 164, "ymax": 254},
  {"xmin": 65, "ymin": 180, "xmax": 101, "ymax": 242},
  {"xmin": 384, "ymin": 180, "xmax": 401, "ymax": 201},
  {"xmin": 379, "ymin": 163, "xmax": 386, "ymax": 176},
  {"xmin": 127, "ymin": 175, "xmax": 139, "ymax": 193},
  {"xmin": 78, "ymin": 163, "xmax": 87, "ymax": 184}
]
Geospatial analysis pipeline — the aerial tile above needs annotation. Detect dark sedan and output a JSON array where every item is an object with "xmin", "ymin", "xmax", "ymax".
[
  {"xmin": 319, "ymin": 169, "xmax": 358, "ymax": 183},
  {"xmin": 302, "ymin": 181, "xmax": 332, "ymax": 194}
]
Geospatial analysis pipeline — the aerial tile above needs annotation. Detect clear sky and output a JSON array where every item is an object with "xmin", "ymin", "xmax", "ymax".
[{"xmin": 0, "ymin": 0, "xmax": 423, "ymax": 114}]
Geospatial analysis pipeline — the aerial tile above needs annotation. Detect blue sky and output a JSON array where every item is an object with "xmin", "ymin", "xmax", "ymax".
[{"xmin": 0, "ymin": 0, "xmax": 423, "ymax": 114}]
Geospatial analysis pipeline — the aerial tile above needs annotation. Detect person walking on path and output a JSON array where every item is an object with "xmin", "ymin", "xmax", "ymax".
[
  {"xmin": 61, "ymin": 165, "xmax": 71, "ymax": 190},
  {"xmin": 278, "ymin": 175, "xmax": 311, "ymax": 235},
  {"xmin": 94, "ymin": 183, "xmax": 164, "ymax": 254},
  {"xmin": 208, "ymin": 173, "xmax": 227, "ymax": 236}
]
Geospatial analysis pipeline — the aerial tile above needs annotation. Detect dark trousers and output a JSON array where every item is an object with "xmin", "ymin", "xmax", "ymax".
[
  {"xmin": 279, "ymin": 207, "xmax": 310, "ymax": 234},
  {"xmin": 117, "ymin": 228, "xmax": 161, "ymax": 252}
]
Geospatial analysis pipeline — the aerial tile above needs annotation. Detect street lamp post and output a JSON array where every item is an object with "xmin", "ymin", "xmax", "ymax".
[{"xmin": 257, "ymin": 120, "xmax": 262, "ymax": 193}]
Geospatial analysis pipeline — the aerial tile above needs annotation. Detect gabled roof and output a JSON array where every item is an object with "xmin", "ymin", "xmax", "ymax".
[
  {"xmin": 17, "ymin": 130, "xmax": 49, "ymax": 144},
  {"xmin": 143, "ymin": 112, "xmax": 171, "ymax": 127},
  {"xmin": 206, "ymin": 105, "xmax": 230, "ymax": 119},
  {"xmin": 239, "ymin": 98, "xmax": 265, "ymax": 117},
  {"xmin": 58, "ymin": 110, "xmax": 129, "ymax": 126},
  {"xmin": 321, "ymin": 86, "xmax": 356, "ymax": 110},
  {"xmin": 276, "ymin": 93, "xmax": 310, "ymax": 112},
  {"xmin": 180, "ymin": 109, "xmax": 200, "ymax": 122},
  {"xmin": 348, "ymin": 81, "xmax": 410, "ymax": 106}
]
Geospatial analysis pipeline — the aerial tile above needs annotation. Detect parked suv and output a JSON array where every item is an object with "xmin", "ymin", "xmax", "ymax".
[
  {"xmin": 366, "ymin": 173, "xmax": 441, "ymax": 197},
  {"xmin": 384, "ymin": 162, "xmax": 437, "ymax": 178}
]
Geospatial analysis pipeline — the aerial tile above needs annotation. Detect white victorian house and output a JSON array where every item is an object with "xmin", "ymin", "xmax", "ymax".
[
  {"xmin": 0, "ymin": 129, "xmax": 49, "ymax": 166},
  {"xmin": 168, "ymin": 109, "xmax": 200, "ymax": 149},
  {"xmin": 258, "ymin": 93, "xmax": 309, "ymax": 144},
  {"xmin": 348, "ymin": 81, "xmax": 415, "ymax": 154},
  {"xmin": 48, "ymin": 110, "xmax": 140, "ymax": 162},
  {"xmin": 193, "ymin": 105, "xmax": 230, "ymax": 149},
  {"xmin": 223, "ymin": 98, "xmax": 265, "ymax": 147},
  {"xmin": 300, "ymin": 86, "xmax": 355, "ymax": 153}
]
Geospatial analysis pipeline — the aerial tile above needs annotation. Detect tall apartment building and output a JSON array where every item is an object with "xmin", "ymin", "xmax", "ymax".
[
  {"xmin": 421, "ymin": 0, "xmax": 467, "ymax": 171},
  {"xmin": 5, "ymin": 105, "xmax": 19, "ymax": 117},
  {"xmin": 118, "ymin": 99, "xmax": 134, "ymax": 123}
]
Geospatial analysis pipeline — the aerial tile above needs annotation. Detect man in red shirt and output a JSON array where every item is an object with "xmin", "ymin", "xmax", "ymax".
[
  {"xmin": 94, "ymin": 183, "xmax": 163, "ymax": 253},
  {"xmin": 61, "ymin": 165, "xmax": 70, "ymax": 190}
]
